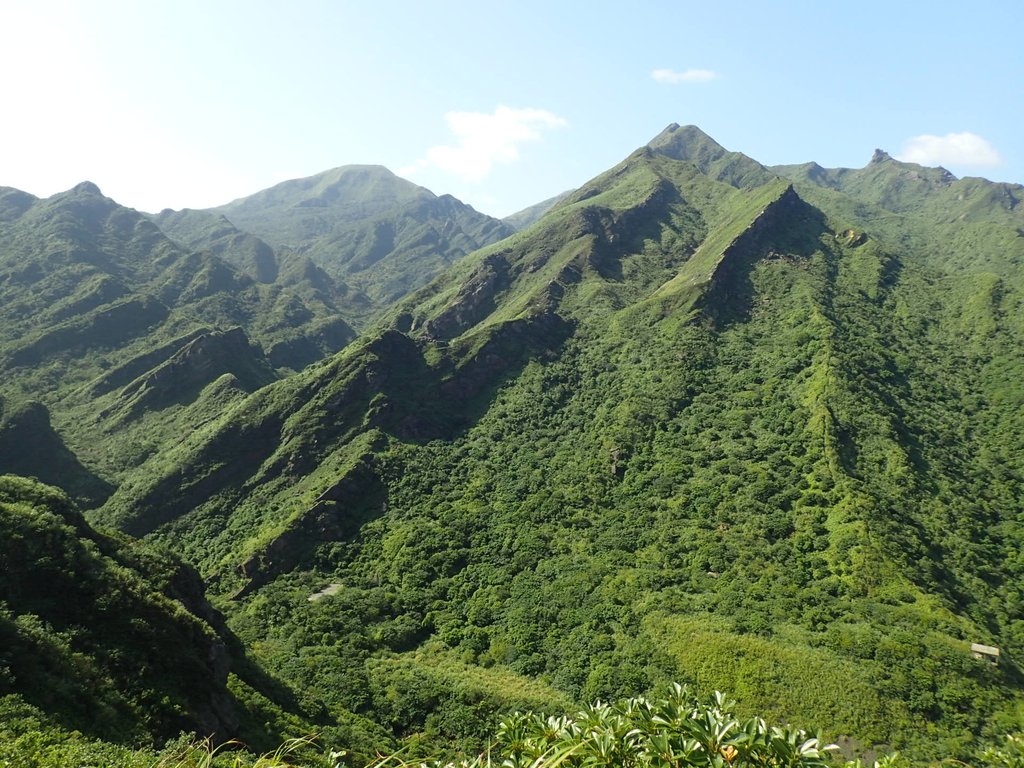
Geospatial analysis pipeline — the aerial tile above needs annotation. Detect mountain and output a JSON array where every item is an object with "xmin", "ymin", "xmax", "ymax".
[
  {"xmin": 772, "ymin": 149, "xmax": 1024, "ymax": 238},
  {"xmin": 89, "ymin": 124, "xmax": 1024, "ymax": 761},
  {"xmin": 206, "ymin": 165, "xmax": 514, "ymax": 316},
  {"xmin": 503, "ymin": 189, "xmax": 575, "ymax": 231},
  {"xmin": 149, "ymin": 207, "xmax": 284, "ymax": 284},
  {"xmin": 0, "ymin": 397, "xmax": 112, "ymax": 507},
  {"xmin": 0, "ymin": 180, "xmax": 365, "ymax": 503},
  {"xmin": 0, "ymin": 472, "xmax": 402, "ymax": 765},
  {"xmin": 0, "ymin": 474, "xmax": 241, "ymax": 743}
]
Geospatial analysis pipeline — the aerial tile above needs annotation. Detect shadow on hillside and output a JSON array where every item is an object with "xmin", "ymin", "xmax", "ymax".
[{"xmin": 703, "ymin": 192, "xmax": 830, "ymax": 328}]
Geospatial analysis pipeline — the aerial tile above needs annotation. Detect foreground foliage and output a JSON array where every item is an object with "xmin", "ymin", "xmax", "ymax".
[
  {"xmin": 0, "ymin": 685, "xmax": 901, "ymax": 768},
  {"xmin": 484, "ymin": 684, "xmax": 837, "ymax": 768}
]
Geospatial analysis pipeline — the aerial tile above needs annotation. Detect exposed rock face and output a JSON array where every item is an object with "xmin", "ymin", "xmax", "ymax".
[{"xmin": 160, "ymin": 556, "xmax": 241, "ymax": 737}]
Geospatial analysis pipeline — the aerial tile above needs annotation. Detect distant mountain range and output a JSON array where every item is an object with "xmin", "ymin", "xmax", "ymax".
[
  {"xmin": 2, "ymin": 124, "xmax": 1024, "ymax": 765},
  {"xmin": 159, "ymin": 165, "xmax": 513, "ymax": 316}
]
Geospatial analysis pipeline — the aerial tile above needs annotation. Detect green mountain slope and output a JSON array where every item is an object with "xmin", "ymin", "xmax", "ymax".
[
  {"xmin": 150, "ymin": 207, "xmax": 284, "ymax": 284},
  {"xmin": 4, "ymin": 124, "xmax": 1024, "ymax": 763},
  {"xmin": 0, "ymin": 474, "xmax": 243, "ymax": 743},
  {"xmin": 0, "ymin": 473, "xmax": 405, "ymax": 767},
  {"xmin": 151, "ymin": 206, "xmax": 379, "ymax": 323},
  {"xmin": 92, "ymin": 126, "xmax": 1024, "ymax": 760},
  {"xmin": 648, "ymin": 123, "xmax": 778, "ymax": 188},
  {"xmin": 209, "ymin": 165, "xmax": 514, "ymax": 313},
  {"xmin": 0, "ymin": 397, "xmax": 112, "ymax": 506},
  {"xmin": 503, "ymin": 190, "xmax": 574, "ymax": 231},
  {"xmin": 773, "ymin": 151, "xmax": 1024, "ymax": 276},
  {"xmin": 0, "ymin": 182, "xmax": 363, "ymax": 501}
]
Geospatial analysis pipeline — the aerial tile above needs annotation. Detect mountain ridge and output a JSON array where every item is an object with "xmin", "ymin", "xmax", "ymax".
[
  {"xmin": 4, "ymin": 124, "xmax": 1024, "ymax": 763},
  {"xmin": 204, "ymin": 164, "xmax": 515, "ymax": 313}
]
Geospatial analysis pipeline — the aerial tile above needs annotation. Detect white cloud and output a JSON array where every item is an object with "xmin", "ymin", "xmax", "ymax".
[
  {"xmin": 895, "ymin": 132, "xmax": 1002, "ymax": 167},
  {"xmin": 402, "ymin": 106, "xmax": 567, "ymax": 182},
  {"xmin": 651, "ymin": 68, "xmax": 718, "ymax": 84}
]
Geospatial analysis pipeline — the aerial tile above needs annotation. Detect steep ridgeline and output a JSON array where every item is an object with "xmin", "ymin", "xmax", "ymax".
[
  {"xmin": 0, "ymin": 474, "xmax": 400, "ymax": 764},
  {"xmin": 772, "ymin": 149, "xmax": 1024, "ymax": 273},
  {"xmin": 151, "ymin": 206, "xmax": 378, "ymax": 324},
  {"xmin": 0, "ymin": 182, "xmax": 359, "ymax": 502},
  {"xmin": 0, "ymin": 475, "xmax": 248, "ymax": 745},
  {"xmin": 503, "ymin": 190, "xmax": 575, "ymax": 231},
  {"xmin": 208, "ymin": 165, "xmax": 514, "ymax": 315},
  {"xmin": 98, "ymin": 126, "xmax": 1024, "ymax": 760}
]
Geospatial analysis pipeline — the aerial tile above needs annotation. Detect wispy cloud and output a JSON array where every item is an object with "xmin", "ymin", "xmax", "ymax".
[
  {"xmin": 896, "ymin": 132, "xmax": 1001, "ymax": 167},
  {"xmin": 401, "ymin": 106, "xmax": 567, "ymax": 182},
  {"xmin": 651, "ymin": 68, "xmax": 718, "ymax": 84}
]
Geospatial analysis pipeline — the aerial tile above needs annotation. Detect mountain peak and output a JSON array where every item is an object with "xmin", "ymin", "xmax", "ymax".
[
  {"xmin": 317, "ymin": 163, "xmax": 402, "ymax": 185},
  {"xmin": 646, "ymin": 124, "xmax": 775, "ymax": 189},
  {"xmin": 648, "ymin": 123, "xmax": 725, "ymax": 157},
  {"xmin": 870, "ymin": 148, "xmax": 892, "ymax": 164},
  {"xmin": 71, "ymin": 180, "xmax": 103, "ymax": 196},
  {"xmin": 219, "ymin": 164, "xmax": 427, "ymax": 216}
]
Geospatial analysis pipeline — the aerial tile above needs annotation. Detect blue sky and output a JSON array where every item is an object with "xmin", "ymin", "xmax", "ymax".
[{"xmin": 1, "ymin": 0, "xmax": 1021, "ymax": 217}]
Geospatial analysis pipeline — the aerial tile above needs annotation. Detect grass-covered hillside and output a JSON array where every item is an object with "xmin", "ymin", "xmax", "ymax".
[
  {"xmin": 0, "ymin": 474, "xmax": 244, "ymax": 743},
  {"xmin": 209, "ymin": 165, "xmax": 514, "ymax": 313},
  {"xmin": 86, "ymin": 125, "xmax": 1024, "ymax": 763},
  {"xmin": 0, "ymin": 168, "xmax": 517, "ymax": 504},
  {"xmin": 0, "ymin": 180, "xmax": 365, "ymax": 504}
]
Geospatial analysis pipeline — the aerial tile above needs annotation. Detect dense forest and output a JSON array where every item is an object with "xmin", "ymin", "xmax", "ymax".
[{"xmin": 2, "ymin": 125, "xmax": 1024, "ymax": 766}]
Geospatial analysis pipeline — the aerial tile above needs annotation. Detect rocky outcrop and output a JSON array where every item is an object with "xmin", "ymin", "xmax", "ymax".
[{"xmin": 159, "ymin": 556, "xmax": 241, "ymax": 737}]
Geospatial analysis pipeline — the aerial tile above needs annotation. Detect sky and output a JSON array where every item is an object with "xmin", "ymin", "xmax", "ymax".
[{"xmin": 1, "ymin": 0, "xmax": 1021, "ymax": 218}]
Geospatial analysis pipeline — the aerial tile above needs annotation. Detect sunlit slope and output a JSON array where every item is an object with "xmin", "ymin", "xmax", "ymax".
[
  {"xmin": 211, "ymin": 165, "xmax": 514, "ymax": 312},
  {"xmin": 97, "ymin": 126, "xmax": 1024, "ymax": 759}
]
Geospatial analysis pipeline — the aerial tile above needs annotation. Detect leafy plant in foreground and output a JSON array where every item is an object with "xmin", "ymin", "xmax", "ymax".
[
  {"xmin": 384, "ymin": 684, "xmax": 839, "ymax": 768},
  {"xmin": 154, "ymin": 734, "xmax": 336, "ymax": 768},
  {"xmin": 981, "ymin": 735, "xmax": 1024, "ymax": 768}
]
